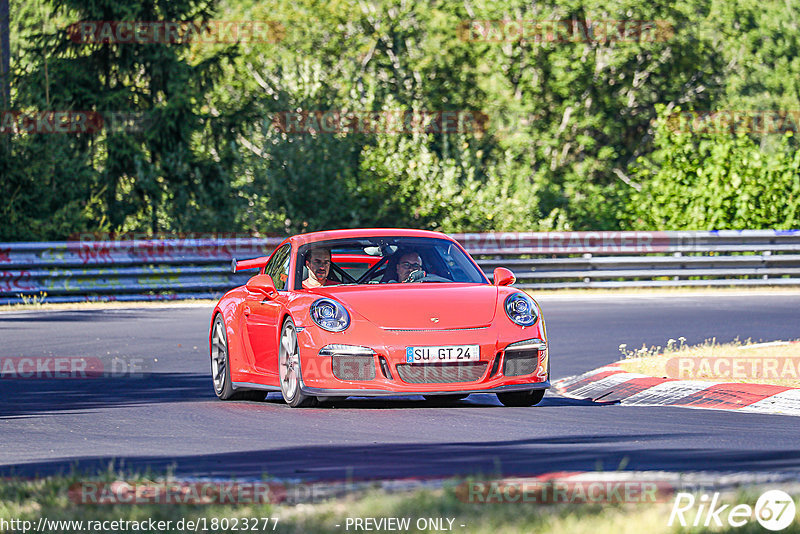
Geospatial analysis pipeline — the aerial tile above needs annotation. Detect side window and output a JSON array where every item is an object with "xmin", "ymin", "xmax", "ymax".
[
  {"xmin": 264, "ymin": 244, "xmax": 291, "ymax": 291},
  {"xmin": 435, "ymin": 244, "xmax": 467, "ymax": 281}
]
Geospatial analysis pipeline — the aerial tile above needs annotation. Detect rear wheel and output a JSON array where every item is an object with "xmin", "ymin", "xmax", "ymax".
[
  {"xmin": 497, "ymin": 389, "xmax": 545, "ymax": 407},
  {"xmin": 210, "ymin": 314, "xmax": 265, "ymax": 401},
  {"xmin": 279, "ymin": 317, "xmax": 316, "ymax": 407}
]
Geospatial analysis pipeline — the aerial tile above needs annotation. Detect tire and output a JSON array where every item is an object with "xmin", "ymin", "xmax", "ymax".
[
  {"xmin": 423, "ymin": 394, "xmax": 469, "ymax": 403},
  {"xmin": 497, "ymin": 389, "xmax": 545, "ymax": 407},
  {"xmin": 210, "ymin": 314, "xmax": 266, "ymax": 401},
  {"xmin": 279, "ymin": 317, "xmax": 316, "ymax": 407}
]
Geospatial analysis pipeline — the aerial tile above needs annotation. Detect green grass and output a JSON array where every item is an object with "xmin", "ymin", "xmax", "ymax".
[
  {"xmin": 619, "ymin": 337, "xmax": 800, "ymax": 387},
  {"xmin": 2, "ymin": 473, "xmax": 799, "ymax": 534}
]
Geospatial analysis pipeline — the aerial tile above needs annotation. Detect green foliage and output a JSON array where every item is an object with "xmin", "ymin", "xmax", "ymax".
[
  {"xmin": 2, "ymin": 0, "xmax": 248, "ymax": 240},
  {"xmin": 0, "ymin": 134, "xmax": 102, "ymax": 240},
  {"xmin": 357, "ymin": 129, "xmax": 542, "ymax": 232},
  {"xmin": 626, "ymin": 106, "xmax": 800, "ymax": 230},
  {"xmin": 2, "ymin": 0, "xmax": 800, "ymax": 240}
]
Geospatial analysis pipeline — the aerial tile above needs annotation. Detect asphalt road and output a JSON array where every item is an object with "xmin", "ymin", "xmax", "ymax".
[{"xmin": 1, "ymin": 293, "xmax": 799, "ymax": 481}]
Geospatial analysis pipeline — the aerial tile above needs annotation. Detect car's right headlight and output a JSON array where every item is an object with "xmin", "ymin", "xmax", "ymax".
[
  {"xmin": 310, "ymin": 298, "xmax": 350, "ymax": 332},
  {"xmin": 504, "ymin": 292, "xmax": 539, "ymax": 327}
]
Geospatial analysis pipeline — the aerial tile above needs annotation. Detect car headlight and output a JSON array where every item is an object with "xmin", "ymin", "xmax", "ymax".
[
  {"xmin": 504, "ymin": 293, "xmax": 538, "ymax": 327},
  {"xmin": 310, "ymin": 298, "xmax": 350, "ymax": 332}
]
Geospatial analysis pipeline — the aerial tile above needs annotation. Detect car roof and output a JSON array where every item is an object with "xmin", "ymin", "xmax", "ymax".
[{"xmin": 288, "ymin": 228, "xmax": 455, "ymax": 247}]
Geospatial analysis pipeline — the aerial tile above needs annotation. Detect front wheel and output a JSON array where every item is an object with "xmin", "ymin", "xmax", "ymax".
[
  {"xmin": 497, "ymin": 389, "xmax": 545, "ymax": 407},
  {"xmin": 279, "ymin": 317, "xmax": 316, "ymax": 407}
]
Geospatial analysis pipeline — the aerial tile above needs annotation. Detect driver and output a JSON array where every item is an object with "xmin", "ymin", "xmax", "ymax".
[
  {"xmin": 388, "ymin": 251, "xmax": 425, "ymax": 283},
  {"xmin": 303, "ymin": 247, "xmax": 335, "ymax": 288}
]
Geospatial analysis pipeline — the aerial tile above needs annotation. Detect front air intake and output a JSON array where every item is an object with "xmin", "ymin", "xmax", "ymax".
[
  {"xmin": 331, "ymin": 355, "xmax": 376, "ymax": 381},
  {"xmin": 396, "ymin": 362, "xmax": 487, "ymax": 384},
  {"xmin": 503, "ymin": 349, "xmax": 539, "ymax": 376}
]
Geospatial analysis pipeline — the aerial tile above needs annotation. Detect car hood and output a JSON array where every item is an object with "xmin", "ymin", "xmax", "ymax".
[{"xmin": 332, "ymin": 284, "xmax": 498, "ymax": 330}]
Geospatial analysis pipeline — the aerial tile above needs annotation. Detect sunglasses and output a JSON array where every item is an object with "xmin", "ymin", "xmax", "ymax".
[{"xmin": 398, "ymin": 261, "xmax": 422, "ymax": 270}]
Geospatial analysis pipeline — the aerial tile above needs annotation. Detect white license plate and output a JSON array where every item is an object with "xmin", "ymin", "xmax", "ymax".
[{"xmin": 405, "ymin": 345, "xmax": 480, "ymax": 364}]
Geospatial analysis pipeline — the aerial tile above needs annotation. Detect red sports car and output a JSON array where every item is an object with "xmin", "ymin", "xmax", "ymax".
[{"xmin": 209, "ymin": 229, "xmax": 549, "ymax": 407}]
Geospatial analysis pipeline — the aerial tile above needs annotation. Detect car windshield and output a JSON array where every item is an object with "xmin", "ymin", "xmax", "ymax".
[{"xmin": 294, "ymin": 236, "xmax": 488, "ymax": 289}]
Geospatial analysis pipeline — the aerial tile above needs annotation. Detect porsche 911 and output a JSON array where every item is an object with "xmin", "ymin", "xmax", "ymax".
[{"xmin": 209, "ymin": 228, "xmax": 549, "ymax": 407}]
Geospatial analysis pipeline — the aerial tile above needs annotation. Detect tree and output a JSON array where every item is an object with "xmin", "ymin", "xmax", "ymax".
[
  {"xmin": 2, "ymin": 0, "xmax": 248, "ymax": 240},
  {"xmin": 626, "ymin": 106, "xmax": 800, "ymax": 230}
]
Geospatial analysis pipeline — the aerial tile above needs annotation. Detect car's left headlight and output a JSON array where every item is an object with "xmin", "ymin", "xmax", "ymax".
[
  {"xmin": 310, "ymin": 298, "xmax": 350, "ymax": 332},
  {"xmin": 504, "ymin": 292, "xmax": 539, "ymax": 327}
]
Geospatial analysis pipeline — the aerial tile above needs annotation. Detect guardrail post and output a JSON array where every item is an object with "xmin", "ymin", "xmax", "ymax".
[{"xmin": 672, "ymin": 251, "xmax": 682, "ymax": 281}]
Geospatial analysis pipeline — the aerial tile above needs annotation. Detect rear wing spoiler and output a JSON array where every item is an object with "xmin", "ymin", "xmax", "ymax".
[{"xmin": 231, "ymin": 257, "xmax": 270, "ymax": 273}]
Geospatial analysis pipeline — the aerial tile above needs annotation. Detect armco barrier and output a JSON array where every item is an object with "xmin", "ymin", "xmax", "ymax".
[
  {"xmin": 0, "ymin": 237, "xmax": 282, "ymax": 304},
  {"xmin": 1, "ymin": 230, "xmax": 800, "ymax": 304}
]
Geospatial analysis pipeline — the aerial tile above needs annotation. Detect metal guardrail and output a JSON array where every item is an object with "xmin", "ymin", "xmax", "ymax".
[
  {"xmin": 0, "ymin": 238, "xmax": 282, "ymax": 304},
  {"xmin": 1, "ymin": 230, "xmax": 800, "ymax": 304}
]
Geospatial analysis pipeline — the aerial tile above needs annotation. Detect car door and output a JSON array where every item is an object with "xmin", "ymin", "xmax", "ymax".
[{"xmin": 244, "ymin": 244, "xmax": 291, "ymax": 378}]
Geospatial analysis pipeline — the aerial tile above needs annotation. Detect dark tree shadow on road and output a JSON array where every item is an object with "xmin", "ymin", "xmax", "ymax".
[
  {"xmin": 0, "ymin": 373, "xmax": 215, "ymax": 419},
  {"xmin": 4, "ymin": 434, "xmax": 799, "ymax": 481}
]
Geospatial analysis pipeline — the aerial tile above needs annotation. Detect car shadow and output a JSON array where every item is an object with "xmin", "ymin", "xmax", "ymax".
[
  {"xmin": 0, "ymin": 377, "xmax": 616, "ymax": 419},
  {"xmin": 261, "ymin": 392, "xmax": 615, "ymax": 409}
]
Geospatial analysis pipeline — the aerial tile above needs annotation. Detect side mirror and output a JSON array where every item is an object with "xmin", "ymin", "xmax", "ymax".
[
  {"xmin": 493, "ymin": 267, "xmax": 516, "ymax": 286},
  {"xmin": 246, "ymin": 274, "xmax": 278, "ymax": 297}
]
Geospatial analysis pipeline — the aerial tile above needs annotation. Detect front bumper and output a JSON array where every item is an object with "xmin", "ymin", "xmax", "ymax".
[
  {"xmin": 294, "ymin": 323, "xmax": 550, "ymax": 396},
  {"xmin": 299, "ymin": 380, "xmax": 551, "ymax": 397}
]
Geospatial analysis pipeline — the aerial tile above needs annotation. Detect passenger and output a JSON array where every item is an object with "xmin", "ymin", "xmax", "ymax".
[{"xmin": 303, "ymin": 247, "xmax": 334, "ymax": 288}]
